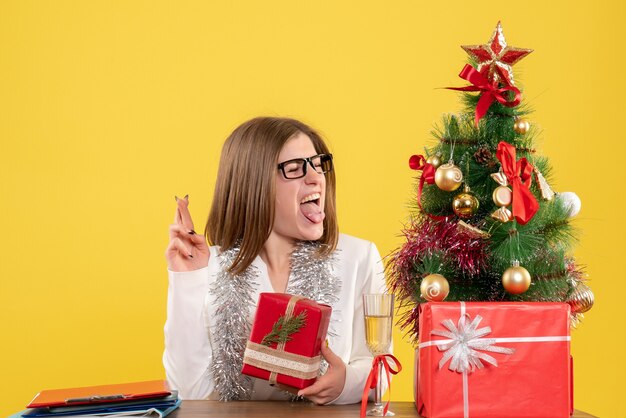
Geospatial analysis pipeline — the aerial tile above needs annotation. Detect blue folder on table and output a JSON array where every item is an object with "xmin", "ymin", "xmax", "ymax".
[{"xmin": 9, "ymin": 397, "xmax": 181, "ymax": 418}]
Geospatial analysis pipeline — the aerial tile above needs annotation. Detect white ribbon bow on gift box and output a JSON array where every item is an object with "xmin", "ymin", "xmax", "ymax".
[{"xmin": 432, "ymin": 313, "xmax": 515, "ymax": 373}]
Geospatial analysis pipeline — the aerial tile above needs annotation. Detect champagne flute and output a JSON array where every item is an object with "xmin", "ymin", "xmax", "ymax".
[{"xmin": 363, "ymin": 293, "xmax": 394, "ymax": 416}]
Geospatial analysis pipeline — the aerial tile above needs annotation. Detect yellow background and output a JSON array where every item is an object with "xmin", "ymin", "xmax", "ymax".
[{"xmin": 1, "ymin": 1, "xmax": 622, "ymax": 416}]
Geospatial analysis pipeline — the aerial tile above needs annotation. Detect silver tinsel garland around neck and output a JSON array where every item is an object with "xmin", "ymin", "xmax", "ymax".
[
  {"xmin": 209, "ymin": 246, "xmax": 258, "ymax": 401},
  {"xmin": 208, "ymin": 241, "xmax": 341, "ymax": 401}
]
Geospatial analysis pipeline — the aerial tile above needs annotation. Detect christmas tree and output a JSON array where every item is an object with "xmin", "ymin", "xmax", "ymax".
[{"xmin": 388, "ymin": 22, "xmax": 594, "ymax": 343}]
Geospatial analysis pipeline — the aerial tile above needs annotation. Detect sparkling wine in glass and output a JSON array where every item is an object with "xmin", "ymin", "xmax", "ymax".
[{"xmin": 363, "ymin": 293, "xmax": 394, "ymax": 416}]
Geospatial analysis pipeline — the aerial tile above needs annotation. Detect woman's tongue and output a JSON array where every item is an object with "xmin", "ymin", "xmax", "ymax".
[{"xmin": 300, "ymin": 201, "xmax": 325, "ymax": 224}]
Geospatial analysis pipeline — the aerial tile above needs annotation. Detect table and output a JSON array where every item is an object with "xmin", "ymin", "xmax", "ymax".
[{"xmin": 169, "ymin": 401, "xmax": 597, "ymax": 417}]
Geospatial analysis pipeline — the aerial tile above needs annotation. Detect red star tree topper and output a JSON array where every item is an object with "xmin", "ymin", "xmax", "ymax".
[{"xmin": 461, "ymin": 21, "xmax": 532, "ymax": 86}]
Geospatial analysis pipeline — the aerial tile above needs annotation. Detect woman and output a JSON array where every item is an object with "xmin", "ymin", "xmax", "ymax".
[{"xmin": 163, "ymin": 117, "xmax": 387, "ymax": 405}]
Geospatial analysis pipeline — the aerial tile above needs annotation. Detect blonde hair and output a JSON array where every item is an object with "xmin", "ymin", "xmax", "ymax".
[{"xmin": 205, "ymin": 117, "xmax": 338, "ymax": 274}]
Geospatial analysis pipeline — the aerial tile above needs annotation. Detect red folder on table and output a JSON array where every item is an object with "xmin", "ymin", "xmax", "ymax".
[{"xmin": 27, "ymin": 380, "xmax": 171, "ymax": 408}]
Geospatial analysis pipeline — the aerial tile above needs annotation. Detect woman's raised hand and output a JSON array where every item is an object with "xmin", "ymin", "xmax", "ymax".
[{"xmin": 165, "ymin": 195, "xmax": 210, "ymax": 272}]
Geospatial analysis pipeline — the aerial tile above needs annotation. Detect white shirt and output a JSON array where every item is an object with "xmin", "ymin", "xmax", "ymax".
[{"xmin": 163, "ymin": 233, "xmax": 388, "ymax": 404}]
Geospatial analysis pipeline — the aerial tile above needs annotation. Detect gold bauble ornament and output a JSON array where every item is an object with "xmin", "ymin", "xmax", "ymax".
[
  {"xmin": 420, "ymin": 274, "xmax": 450, "ymax": 302},
  {"xmin": 567, "ymin": 282, "xmax": 594, "ymax": 314},
  {"xmin": 435, "ymin": 163, "xmax": 463, "ymax": 192},
  {"xmin": 502, "ymin": 262, "xmax": 532, "ymax": 294},
  {"xmin": 452, "ymin": 189, "xmax": 479, "ymax": 218},
  {"xmin": 513, "ymin": 118, "xmax": 530, "ymax": 134},
  {"xmin": 426, "ymin": 154, "xmax": 443, "ymax": 169},
  {"xmin": 492, "ymin": 185, "xmax": 513, "ymax": 207}
]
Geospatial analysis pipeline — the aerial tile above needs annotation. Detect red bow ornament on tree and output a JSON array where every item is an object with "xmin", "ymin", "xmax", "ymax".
[
  {"xmin": 409, "ymin": 155, "xmax": 451, "ymax": 221},
  {"xmin": 409, "ymin": 155, "xmax": 438, "ymax": 211},
  {"xmin": 495, "ymin": 141, "xmax": 539, "ymax": 225},
  {"xmin": 409, "ymin": 155, "xmax": 435, "ymax": 183},
  {"xmin": 409, "ymin": 155, "xmax": 436, "ymax": 209},
  {"xmin": 447, "ymin": 64, "xmax": 521, "ymax": 126}
]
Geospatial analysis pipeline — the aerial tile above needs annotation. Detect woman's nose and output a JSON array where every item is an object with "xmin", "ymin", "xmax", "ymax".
[{"xmin": 304, "ymin": 162, "xmax": 323, "ymax": 183}]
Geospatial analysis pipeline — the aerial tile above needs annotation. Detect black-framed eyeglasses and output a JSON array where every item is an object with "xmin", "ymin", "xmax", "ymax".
[{"xmin": 277, "ymin": 153, "xmax": 334, "ymax": 179}]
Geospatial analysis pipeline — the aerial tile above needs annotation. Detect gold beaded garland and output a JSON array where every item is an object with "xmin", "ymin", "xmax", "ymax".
[{"xmin": 420, "ymin": 274, "xmax": 450, "ymax": 302}]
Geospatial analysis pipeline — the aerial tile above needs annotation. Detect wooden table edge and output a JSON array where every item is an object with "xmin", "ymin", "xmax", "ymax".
[{"xmin": 170, "ymin": 400, "xmax": 597, "ymax": 417}]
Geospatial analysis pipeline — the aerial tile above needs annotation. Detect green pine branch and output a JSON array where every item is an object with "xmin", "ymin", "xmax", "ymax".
[{"xmin": 260, "ymin": 311, "xmax": 307, "ymax": 346}]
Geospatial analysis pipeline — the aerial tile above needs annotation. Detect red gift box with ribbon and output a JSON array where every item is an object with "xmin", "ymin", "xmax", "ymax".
[
  {"xmin": 416, "ymin": 302, "xmax": 572, "ymax": 418},
  {"xmin": 241, "ymin": 293, "xmax": 332, "ymax": 390}
]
